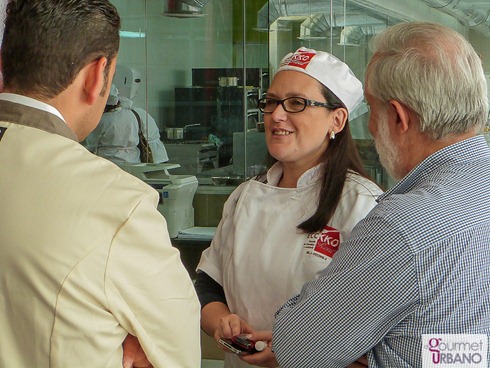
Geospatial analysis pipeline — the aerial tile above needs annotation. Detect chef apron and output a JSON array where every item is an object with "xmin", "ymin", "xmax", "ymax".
[{"xmin": 198, "ymin": 163, "xmax": 381, "ymax": 368}]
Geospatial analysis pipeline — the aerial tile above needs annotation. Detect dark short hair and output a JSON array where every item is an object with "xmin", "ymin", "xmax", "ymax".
[{"xmin": 1, "ymin": 0, "xmax": 121, "ymax": 99}]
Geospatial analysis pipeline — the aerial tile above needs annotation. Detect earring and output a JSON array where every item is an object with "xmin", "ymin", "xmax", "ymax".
[{"xmin": 330, "ymin": 130, "xmax": 335, "ymax": 140}]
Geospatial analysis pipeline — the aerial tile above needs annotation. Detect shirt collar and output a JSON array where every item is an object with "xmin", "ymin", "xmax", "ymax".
[
  {"xmin": 378, "ymin": 135, "xmax": 490, "ymax": 201},
  {"xmin": 266, "ymin": 161, "xmax": 322, "ymax": 187},
  {"xmin": 0, "ymin": 93, "xmax": 66, "ymax": 123}
]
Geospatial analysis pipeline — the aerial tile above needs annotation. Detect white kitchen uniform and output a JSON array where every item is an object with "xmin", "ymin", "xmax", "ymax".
[
  {"xmin": 197, "ymin": 162, "xmax": 382, "ymax": 368},
  {"xmin": 85, "ymin": 96, "xmax": 168, "ymax": 165}
]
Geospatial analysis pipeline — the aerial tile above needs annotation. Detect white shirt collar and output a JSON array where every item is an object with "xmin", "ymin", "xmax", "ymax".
[
  {"xmin": 266, "ymin": 161, "xmax": 322, "ymax": 187},
  {"xmin": 0, "ymin": 93, "xmax": 66, "ymax": 123}
]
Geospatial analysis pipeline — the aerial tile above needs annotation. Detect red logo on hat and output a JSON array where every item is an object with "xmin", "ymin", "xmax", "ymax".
[
  {"xmin": 282, "ymin": 51, "xmax": 316, "ymax": 69},
  {"xmin": 313, "ymin": 226, "xmax": 340, "ymax": 258}
]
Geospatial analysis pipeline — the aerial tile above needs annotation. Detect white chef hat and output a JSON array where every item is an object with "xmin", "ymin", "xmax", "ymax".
[{"xmin": 277, "ymin": 47, "xmax": 363, "ymax": 116}]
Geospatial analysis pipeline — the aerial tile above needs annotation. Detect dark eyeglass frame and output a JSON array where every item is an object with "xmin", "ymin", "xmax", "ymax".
[{"xmin": 258, "ymin": 96, "xmax": 337, "ymax": 113}]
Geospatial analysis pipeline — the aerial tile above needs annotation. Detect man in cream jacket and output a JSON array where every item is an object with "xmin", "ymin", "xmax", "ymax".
[{"xmin": 0, "ymin": 1, "xmax": 200, "ymax": 367}]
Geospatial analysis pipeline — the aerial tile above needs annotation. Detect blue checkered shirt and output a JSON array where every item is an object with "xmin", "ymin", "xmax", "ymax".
[{"xmin": 273, "ymin": 135, "xmax": 490, "ymax": 367}]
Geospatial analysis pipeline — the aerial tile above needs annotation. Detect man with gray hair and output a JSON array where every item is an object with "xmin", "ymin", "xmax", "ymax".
[{"xmin": 251, "ymin": 21, "xmax": 490, "ymax": 367}]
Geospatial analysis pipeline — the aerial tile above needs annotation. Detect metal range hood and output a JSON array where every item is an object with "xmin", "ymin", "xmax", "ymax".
[
  {"xmin": 256, "ymin": 0, "xmax": 339, "ymax": 31},
  {"xmin": 256, "ymin": 0, "xmax": 385, "ymax": 42},
  {"xmin": 163, "ymin": 0, "xmax": 210, "ymax": 18},
  {"xmin": 422, "ymin": 0, "xmax": 490, "ymax": 36},
  {"xmin": 258, "ymin": 0, "xmax": 490, "ymax": 38}
]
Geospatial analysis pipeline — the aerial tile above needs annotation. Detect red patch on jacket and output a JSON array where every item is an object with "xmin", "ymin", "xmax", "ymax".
[{"xmin": 313, "ymin": 226, "xmax": 340, "ymax": 257}]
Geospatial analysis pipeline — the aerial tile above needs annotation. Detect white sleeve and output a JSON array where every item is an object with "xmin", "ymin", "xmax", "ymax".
[{"xmin": 196, "ymin": 183, "xmax": 246, "ymax": 285}]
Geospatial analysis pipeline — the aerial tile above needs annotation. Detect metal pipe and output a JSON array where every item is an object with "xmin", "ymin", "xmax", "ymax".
[
  {"xmin": 259, "ymin": 0, "xmax": 490, "ymax": 37},
  {"xmin": 422, "ymin": 0, "xmax": 490, "ymax": 30}
]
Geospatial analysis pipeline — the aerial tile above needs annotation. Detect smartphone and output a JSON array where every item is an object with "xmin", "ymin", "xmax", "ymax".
[
  {"xmin": 218, "ymin": 335, "xmax": 256, "ymax": 355},
  {"xmin": 232, "ymin": 335, "xmax": 256, "ymax": 352}
]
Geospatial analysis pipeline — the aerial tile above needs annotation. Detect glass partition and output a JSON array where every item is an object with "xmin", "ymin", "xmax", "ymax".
[
  {"xmin": 111, "ymin": 0, "xmax": 268, "ymax": 180},
  {"xmin": 105, "ymin": 0, "xmax": 490, "ymax": 228},
  {"xmin": 263, "ymin": 0, "xmax": 490, "ymax": 188},
  {"xmin": 108, "ymin": 0, "xmax": 269, "ymax": 232},
  {"xmin": 100, "ymin": 1, "xmax": 490, "ymax": 362}
]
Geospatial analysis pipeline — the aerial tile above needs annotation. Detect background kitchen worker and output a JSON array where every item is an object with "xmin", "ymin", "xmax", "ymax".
[
  {"xmin": 85, "ymin": 64, "xmax": 169, "ymax": 165},
  {"xmin": 252, "ymin": 21, "xmax": 490, "ymax": 368},
  {"xmin": 195, "ymin": 47, "xmax": 383, "ymax": 368},
  {"xmin": 0, "ymin": 0, "xmax": 200, "ymax": 367}
]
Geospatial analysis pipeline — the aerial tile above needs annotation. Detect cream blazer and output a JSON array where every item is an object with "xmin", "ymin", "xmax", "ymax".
[{"xmin": 0, "ymin": 99, "xmax": 200, "ymax": 367}]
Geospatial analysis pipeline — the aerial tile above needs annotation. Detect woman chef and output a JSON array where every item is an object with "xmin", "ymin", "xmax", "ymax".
[{"xmin": 195, "ymin": 47, "xmax": 383, "ymax": 368}]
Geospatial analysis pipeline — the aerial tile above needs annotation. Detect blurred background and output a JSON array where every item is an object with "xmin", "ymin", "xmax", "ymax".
[{"xmin": 106, "ymin": 2, "xmax": 490, "ymax": 362}]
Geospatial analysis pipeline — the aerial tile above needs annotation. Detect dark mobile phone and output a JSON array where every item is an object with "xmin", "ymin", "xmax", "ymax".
[
  {"xmin": 218, "ymin": 335, "xmax": 256, "ymax": 355},
  {"xmin": 232, "ymin": 334, "xmax": 256, "ymax": 352}
]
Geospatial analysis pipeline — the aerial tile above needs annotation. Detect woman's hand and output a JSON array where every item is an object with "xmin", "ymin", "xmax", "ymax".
[
  {"xmin": 213, "ymin": 313, "xmax": 253, "ymax": 349},
  {"xmin": 239, "ymin": 331, "xmax": 277, "ymax": 368}
]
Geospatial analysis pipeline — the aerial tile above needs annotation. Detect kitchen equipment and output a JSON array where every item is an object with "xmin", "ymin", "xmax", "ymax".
[
  {"xmin": 165, "ymin": 142, "xmax": 219, "ymax": 173},
  {"xmin": 183, "ymin": 124, "xmax": 211, "ymax": 140},
  {"xmin": 247, "ymin": 165, "xmax": 266, "ymax": 178},
  {"xmin": 166, "ymin": 127, "xmax": 175, "ymax": 140},
  {"xmin": 218, "ymin": 76, "xmax": 239, "ymax": 87},
  {"xmin": 219, "ymin": 77, "xmax": 227, "ymax": 87},
  {"xmin": 227, "ymin": 77, "xmax": 238, "ymax": 86},
  {"xmin": 166, "ymin": 127, "xmax": 184, "ymax": 140},
  {"xmin": 211, "ymin": 176, "xmax": 245, "ymax": 186},
  {"xmin": 120, "ymin": 163, "xmax": 199, "ymax": 238},
  {"xmin": 175, "ymin": 128, "xmax": 184, "ymax": 140}
]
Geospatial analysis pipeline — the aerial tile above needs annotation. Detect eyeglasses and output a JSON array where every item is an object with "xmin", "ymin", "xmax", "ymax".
[{"xmin": 258, "ymin": 97, "xmax": 336, "ymax": 113}]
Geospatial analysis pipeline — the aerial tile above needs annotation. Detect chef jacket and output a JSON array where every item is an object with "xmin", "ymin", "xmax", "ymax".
[
  {"xmin": 85, "ymin": 96, "xmax": 168, "ymax": 165},
  {"xmin": 0, "ymin": 95, "xmax": 200, "ymax": 367},
  {"xmin": 197, "ymin": 162, "xmax": 382, "ymax": 368}
]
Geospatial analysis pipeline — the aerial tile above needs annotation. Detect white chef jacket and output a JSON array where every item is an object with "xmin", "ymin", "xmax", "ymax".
[
  {"xmin": 0, "ymin": 96, "xmax": 200, "ymax": 367},
  {"xmin": 197, "ymin": 162, "xmax": 382, "ymax": 368},
  {"xmin": 85, "ymin": 96, "xmax": 168, "ymax": 165}
]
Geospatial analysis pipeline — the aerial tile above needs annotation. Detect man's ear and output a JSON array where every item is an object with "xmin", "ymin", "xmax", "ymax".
[
  {"xmin": 388, "ymin": 99, "xmax": 411, "ymax": 133},
  {"xmin": 83, "ymin": 57, "xmax": 108, "ymax": 105}
]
